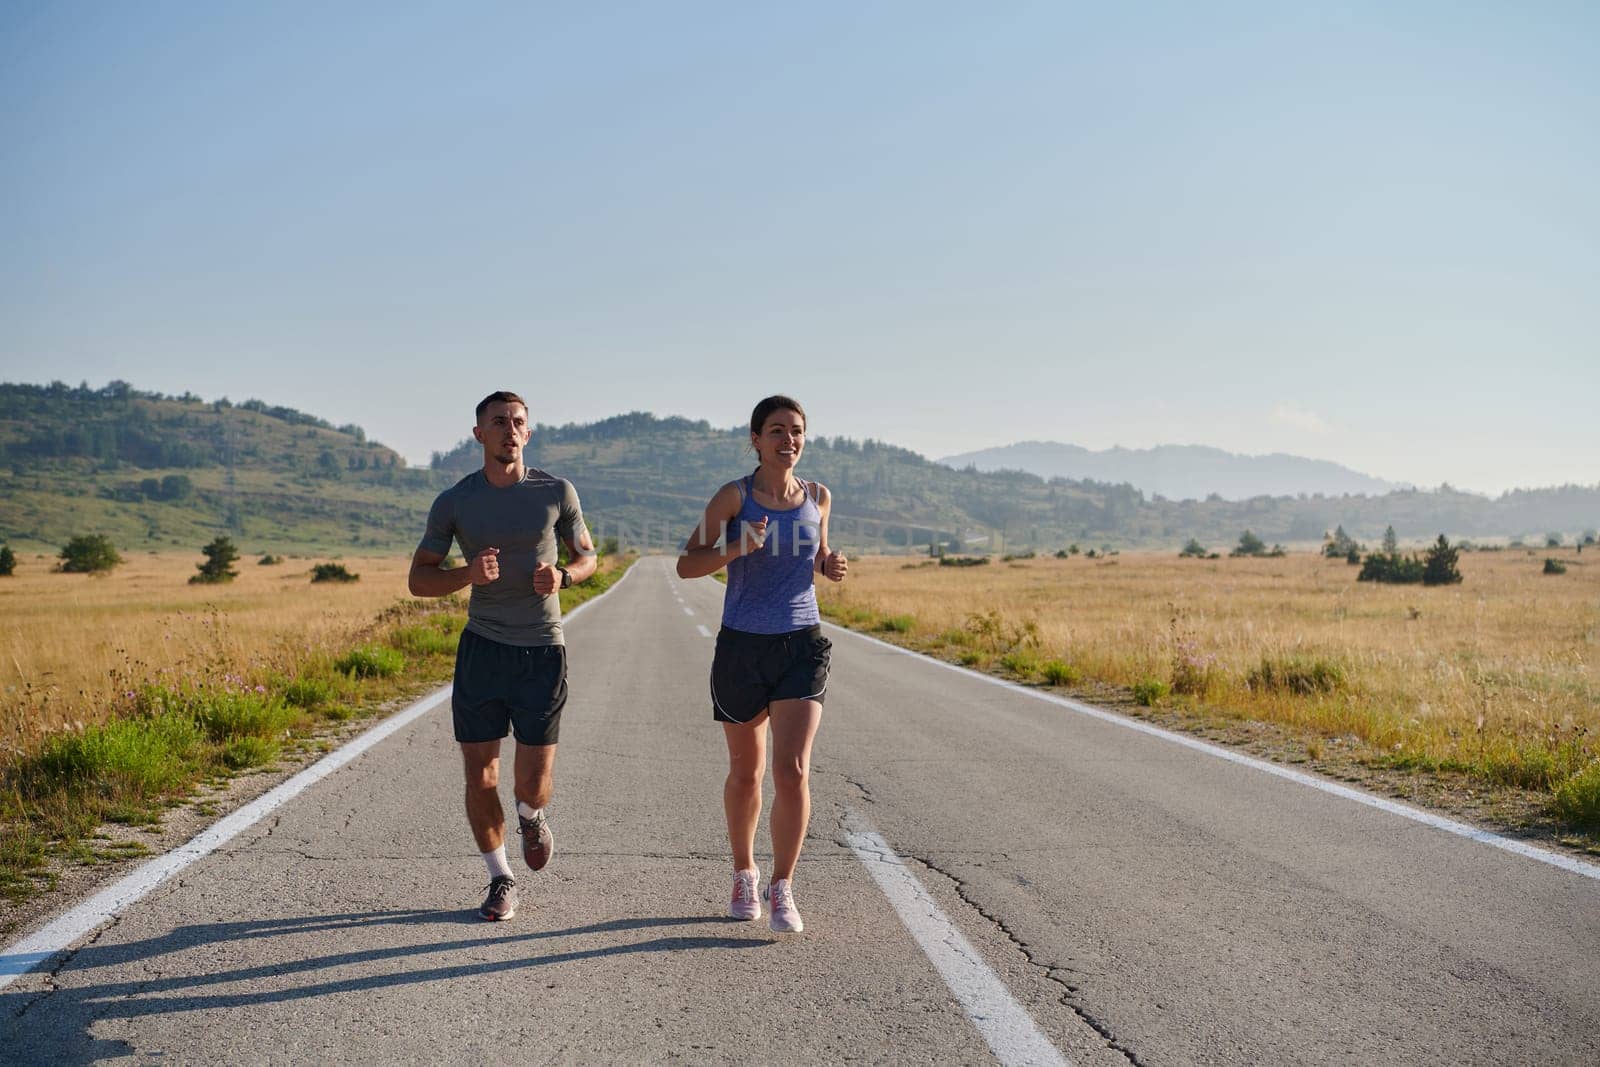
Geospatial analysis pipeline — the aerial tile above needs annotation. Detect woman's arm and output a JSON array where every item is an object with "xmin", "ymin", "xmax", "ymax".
[
  {"xmin": 677, "ymin": 481, "xmax": 762, "ymax": 579},
  {"xmin": 812, "ymin": 483, "xmax": 848, "ymax": 582}
]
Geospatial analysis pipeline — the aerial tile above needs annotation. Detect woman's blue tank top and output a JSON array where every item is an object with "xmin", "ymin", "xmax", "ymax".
[{"xmin": 722, "ymin": 474, "xmax": 823, "ymax": 634}]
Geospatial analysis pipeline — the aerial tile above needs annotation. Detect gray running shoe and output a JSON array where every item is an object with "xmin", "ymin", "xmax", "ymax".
[
  {"xmin": 518, "ymin": 811, "xmax": 555, "ymax": 871},
  {"xmin": 479, "ymin": 875, "xmax": 517, "ymax": 921}
]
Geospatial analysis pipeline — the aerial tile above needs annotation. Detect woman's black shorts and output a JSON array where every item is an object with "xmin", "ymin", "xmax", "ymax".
[
  {"xmin": 452, "ymin": 628, "xmax": 568, "ymax": 746},
  {"xmin": 710, "ymin": 625, "xmax": 831, "ymax": 724}
]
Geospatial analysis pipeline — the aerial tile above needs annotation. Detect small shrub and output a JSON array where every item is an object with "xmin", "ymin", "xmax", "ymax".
[
  {"xmin": 1346, "ymin": 549, "xmax": 1361, "ymax": 565},
  {"xmin": 1041, "ymin": 660, "xmax": 1079, "ymax": 685},
  {"xmin": 58, "ymin": 534, "xmax": 123, "ymax": 574},
  {"xmin": 1553, "ymin": 761, "xmax": 1600, "ymax": 832},
  {"xmin": 937, "ymin": 627, "xmax": 972, "ymax": 647},
  {"xmin": 335, "ymin": 645, "xmax": 404, "ymax": 678},
  {"xmin": 0, "ymin": 544, "xmax": 15, "ymax": 576},
  {"xmin": 1171, "ymin": 645, "xmax": 1218, "ymax": 696},
  {"xmin": 1358, "ymin": 552, "xmax": 1425, "ymax": 584},
  {"xmin": 878, "ymin": 614, "xmax": 916, "ymax": 634},
  {"xmin": 1543, "ymin": 558, "xmax": 1567, "ymax": 576},
  {"xmin": 221, "ymin": 735, "xmax": 280, "ymax": 770},
  {"xmin": 1132, "ymin": 678, "xmax": 1169, "ymax": 706},
  {"xmin": 939, "ymin": 555, "xmax": 989, "ymax": 568},
  {"xmin": 958, "ymin": 649, "xmax": 988, "ymax": 667},
  {"xmin": 283, "ymin": 675, "xmax": 343, "ymax": 710},
  {"xmin": 1246, "ymin": 655, "xmax": 1346, "ymax": 695},
  {"xmin": 1178, "ymin": 538, "xmax": 1208, "ymax": 558},
  {"xmin": 311, "ymin": 562, "xmax": 360, "ymax": 583},
  {"xmin": 258, "ymin": 554, "xmax": 282, "ymax": 566},
  {"xmin": 1001, "ymin": 551, "xmax": 1036, "ymax": 562},
  {"xmin": 999, "ymin": 649, "xmax": 1041, "ymax": 678},
  {"xmin": 191, "ymin": 691, "xmax": 297, "ymax": 742}
]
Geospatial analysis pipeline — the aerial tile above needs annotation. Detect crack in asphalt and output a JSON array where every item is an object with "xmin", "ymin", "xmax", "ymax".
[
  {"xmin": 10, "ymin": 911, "xmax": 126, "ymax": 1021},
  {"xmin": 909, "ymin": 852, "xmax": 1147, "ymax": 1067}
]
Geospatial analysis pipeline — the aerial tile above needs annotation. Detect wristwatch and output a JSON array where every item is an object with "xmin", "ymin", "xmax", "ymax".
[{"xmin": 557, "ymin": 565, "xmax": 572, "ymax": 589}]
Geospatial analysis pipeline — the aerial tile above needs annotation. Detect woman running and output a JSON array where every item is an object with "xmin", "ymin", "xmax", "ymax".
[{"xmin": 676, "ymin": 395, "xmax": 847, "ymax": 933}]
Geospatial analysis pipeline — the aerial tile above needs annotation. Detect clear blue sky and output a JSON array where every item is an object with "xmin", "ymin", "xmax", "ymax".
[{"xmin": 3, "ymin": 2, "xmax": 1595, "ymax": 494}]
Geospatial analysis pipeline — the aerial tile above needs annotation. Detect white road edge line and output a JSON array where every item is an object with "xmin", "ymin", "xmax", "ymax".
[
  {"xmin": 696, "ymin": 624, "xmax": 712, "ymax": 638},
  {"xmin": 827, "ymin": 623, "xmax": 1600, "ymax": 884},
  {"xmin": 0, "ymin": 559, "xmax": 640, "ymax": 989},
  {"xmin": 846, "ymin": 817, "xmax": 1069, "ymax": 1067}
]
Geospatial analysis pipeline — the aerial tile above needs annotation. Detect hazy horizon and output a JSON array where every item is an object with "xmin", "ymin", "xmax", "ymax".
[{"xmin": 3, "ymin": 4, "xmax": 1596, "ymax": 496}]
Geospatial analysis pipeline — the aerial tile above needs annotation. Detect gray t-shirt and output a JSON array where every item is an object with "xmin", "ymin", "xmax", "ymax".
[{"xmin": 418, "ymin": 467, "xmax": 592, "ymax": 647}]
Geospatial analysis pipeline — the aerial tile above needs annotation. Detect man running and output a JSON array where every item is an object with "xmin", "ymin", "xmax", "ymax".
[{"xmin": 408, "ymin": 391, "xmax": 597, "ymax": 921}]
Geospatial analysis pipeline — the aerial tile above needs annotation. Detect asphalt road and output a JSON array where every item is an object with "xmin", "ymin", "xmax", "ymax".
[{"xmin": 3, "ymin": 556, "xmax": 1597, "ymax": 1065}]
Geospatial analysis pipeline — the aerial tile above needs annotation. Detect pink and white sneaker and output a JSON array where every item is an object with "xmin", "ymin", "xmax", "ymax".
[
  {"xmin": 729, "ymin": 867, "xmax": 761, "ymax": 921},
  {"xmin": 768, "ymin": 877, "xmax": 803, "ymax": 933}
]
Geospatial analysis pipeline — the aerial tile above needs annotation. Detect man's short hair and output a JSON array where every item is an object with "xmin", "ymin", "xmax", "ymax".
[{"xmin": 476, "ymin": 391, "xmax": 528, "ymax": 421}]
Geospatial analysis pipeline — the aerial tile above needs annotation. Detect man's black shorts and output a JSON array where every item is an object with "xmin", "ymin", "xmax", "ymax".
[
  {"xmin": 452, "ymin": 628, "xmax": 567, "ymax": 746},
  {"xmin": 710, "ymin": 625, "xmax": 831, "ymax": 724}
]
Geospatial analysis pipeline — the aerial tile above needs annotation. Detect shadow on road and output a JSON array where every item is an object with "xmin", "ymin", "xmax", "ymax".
[{"xmin": 3, "ymin": 908, "xmax": 768, "ymax": 1057}]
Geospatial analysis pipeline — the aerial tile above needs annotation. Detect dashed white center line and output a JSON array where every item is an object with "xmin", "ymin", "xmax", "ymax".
[
  {"xmin": 845, "ymin": 815, "xmax": 1069, "ymax": 1066},
  {"xmin": 696, "ymin": 624, "xmax": 712, "ymax": 638},
  {"xmin": 682, "ymin": 606, "xmax": 694, "ymax": 616}
]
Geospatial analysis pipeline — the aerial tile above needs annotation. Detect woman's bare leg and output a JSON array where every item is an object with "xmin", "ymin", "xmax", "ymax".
[
  {"xmin": 722, "ymin": 713, "xmax": 768, "ymax": 871},
  {"xmin": 767, "ymin": 698, "xmax": 823, "ymax": 882}
]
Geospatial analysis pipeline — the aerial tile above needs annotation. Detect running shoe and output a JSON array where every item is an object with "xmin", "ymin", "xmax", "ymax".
[
  {"xmin": 479, "ymin": 875, "xmax": 517, "ymax": 921},
  {"xmin": 729, "ymin": 867, "xmax": 761, "ymax": 921},
  {"xmin": 517, "ymin": 810, "xmax": 555, "ymax": 871},
  {"xmin": 768, "ymin": 877, "xmax": 803, "ymax": 933}
]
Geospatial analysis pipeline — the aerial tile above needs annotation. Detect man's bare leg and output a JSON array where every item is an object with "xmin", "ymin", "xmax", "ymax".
[
  {"xmin": 513, "ymin": 741, "xmax": 557, "ymax": 812},
  {"xmin": 461, "ymin": 740, "xmax": 506, "ymax": 851}
]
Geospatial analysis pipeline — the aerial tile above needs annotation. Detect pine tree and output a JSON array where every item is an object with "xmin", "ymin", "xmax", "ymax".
[
  {"xmin": 1232, "ymin": 530, "xmax": 1267, "ymax": 557},
  {"xmin": 1382, "ymin": 525, "xmax": 1399, "ymax": 555},
  {"xmin": 1422, "ymin": 534, "xmax": 1463, "ymax": 586},
  {"xmin": 0, "ymin": 544, "xmax": 15, "ymax": 577},
  {"xmin": 191, "ymin": 536, "xmax": 240, "ymax": 584}
]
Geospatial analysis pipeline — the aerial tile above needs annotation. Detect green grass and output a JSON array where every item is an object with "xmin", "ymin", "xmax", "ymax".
[
  {"xmin": 334, "ymin": 645, "xmax": 405, "ymax": 679},
  {"xmin": 389, "ymin": 616, "xmax": 464, "ymax": 656},
  {"xmin": 878, "ymin": 614, "xmax": 916, "ymax": 633},
  {"xmin": 999, "ymin": 649, "xmax": 1041, "ymax": 678},
  {"xmin": 1041, "ymin": 659, "xmax": 1080, "ymax": 685},
  {"xmin": 283, "ymin": 673, "xmax": 345, "ymax": 710},
  {"xmin": 1132, "ymin": 678, "xmax": 1170, "ymax": 706},
  {"xmin": 1245, "ymin": 655, "xmax": 1347, "ymax": 696},
  {"xmin": 1554, "ymin": 761, "xmax": 1600, "ymax": 832}
]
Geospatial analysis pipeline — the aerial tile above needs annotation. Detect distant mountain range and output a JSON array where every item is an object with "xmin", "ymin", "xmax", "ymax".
[
  {"xmin": 938, "ymin": 442, "xmax": 1402, "ymax": 501},
  {"xmin": 1, "ymin": 381, "xmax": 1596, "ymax": 555}
]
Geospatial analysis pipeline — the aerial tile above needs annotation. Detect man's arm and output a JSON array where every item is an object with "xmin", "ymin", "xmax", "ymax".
[
  {"xmin": 409, "ymin": 546, "xmax": 498, "ymax": 597},
  {"xmin": 534, "ymin": 527, "xmax": 598, "ymax": 594}
]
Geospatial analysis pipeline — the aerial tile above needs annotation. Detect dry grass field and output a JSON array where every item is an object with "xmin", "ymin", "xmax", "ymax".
[
  {"xmin": 0, "ymin": 551, "xmax": 415, "ymax": 759},
  {"xmin": 816, "ymin": 547, "xmax": 1600, "ymax": 831}
]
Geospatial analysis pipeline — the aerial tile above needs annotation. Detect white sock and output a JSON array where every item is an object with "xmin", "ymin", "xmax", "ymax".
[
  {"xmin": 483, "ymin": 844, "xmax": 513, "ymax": 881},
  {"xmin": 517, "ymin": 801, "xmax": 543, "ymax": 821}
]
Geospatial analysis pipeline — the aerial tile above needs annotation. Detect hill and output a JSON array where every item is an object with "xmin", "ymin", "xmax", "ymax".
[
  {"xmin": 937, "ymin": 441, "xmax": 1400, "ymax": 501},
  {"xmin": 0, "ymin": 380, "xmax": 446, "ymax": 554},
  {"xmin": 1, "ymin": 381, "xmax": 1596, "ymax": 558}
]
